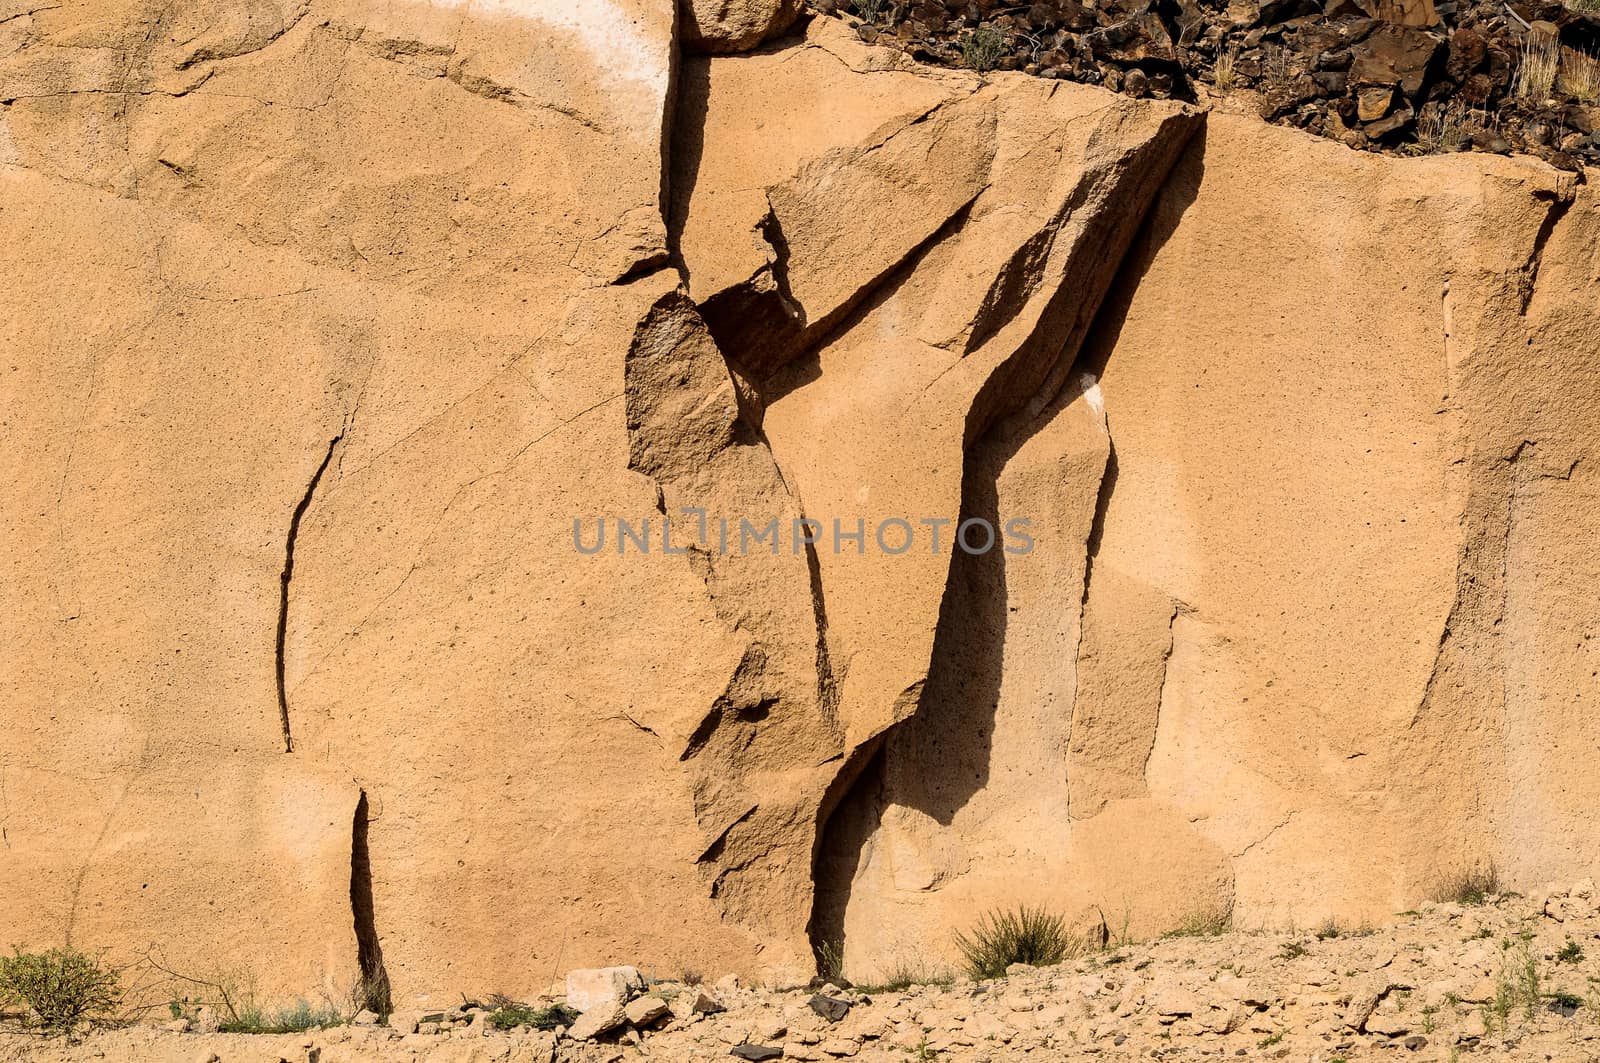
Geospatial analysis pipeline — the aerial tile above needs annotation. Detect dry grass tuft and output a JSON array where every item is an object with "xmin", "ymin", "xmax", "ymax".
[
  {"xmin": 1415, "ymin": 100, "xmax": 1490, "ymax": 153},
  {"xmin": 955, "ymin": 905, "xmax": 1077, "ymax": 979},
  {"xmin": 1516, "ymin": 33, "xmax": 1562, "ymax": 100},
  {"xmin": 1560, "ymin": 46, "xmax": 1600, "ymax": 101},
  {"xmin": 1214, "ymin": 45, "xmax": 1238, "ymax": 92},
  {"xmin": 1429, "ymin": 861, "xmax": 1501, "ymax": 906}
]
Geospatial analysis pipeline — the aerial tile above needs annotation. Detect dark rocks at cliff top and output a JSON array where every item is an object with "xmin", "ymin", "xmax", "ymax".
[{"xmin": 807, "ymin": 0, "xmax": 1600, "ymax": 167}]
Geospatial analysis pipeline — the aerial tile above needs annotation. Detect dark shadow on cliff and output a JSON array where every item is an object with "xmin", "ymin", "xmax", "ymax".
[
  {"xmin": 808, "ymin": 123, "xmax": 1209, "ymax": 969},
  {"xmin": 351, "ymin": 790, "xmax": 392, "ymax": 1014},
  {"xmin": 666, "ymin": 52, "xmax": 711, "ymax": 271}
]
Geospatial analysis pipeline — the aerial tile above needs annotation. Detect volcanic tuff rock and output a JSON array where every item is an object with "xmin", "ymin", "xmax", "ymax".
[{"xmin": 3, "ymin": 0, "xmax": 1600, "ymax": 1015}]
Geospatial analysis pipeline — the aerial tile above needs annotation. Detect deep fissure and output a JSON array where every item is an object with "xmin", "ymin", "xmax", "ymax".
[
  {"xmin": 350, "ymin": 790, "xmax": 392, "ymax": 1015},
  {"xmin": 275, "ymin": 433, "xmax": 341, "ymax": 754}
]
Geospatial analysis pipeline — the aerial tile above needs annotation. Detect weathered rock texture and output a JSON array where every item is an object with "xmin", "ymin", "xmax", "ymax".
[{"xmin": 2, "ymin": 0, "xmax": 1599, "ymax": 1005}]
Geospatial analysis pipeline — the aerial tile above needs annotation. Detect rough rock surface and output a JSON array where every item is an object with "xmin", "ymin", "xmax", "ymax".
[
  {"xmin": 4, "ymin": 0, "xmax": 1600, "ymax": 1018},
  {"xmin": 10, "ymin": 888, "xmax": 1600, "ymax": 1059}
]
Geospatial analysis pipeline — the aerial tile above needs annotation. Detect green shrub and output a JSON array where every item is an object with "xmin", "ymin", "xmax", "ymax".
[
  {"xmin": 814, "ymin": 940, "xmax": 845, "ymax": 983},
  {"xmin": 954, "ymin": 905, "xmax": 1074, "ymax": 979},
  {"xmin": 487, "ymin": 1003, "xmax": 577, "ymax": 1030},
  {"xmin": 960, "ymin": 25, "xmax": 1007, "ymax": 73},
  {"xmin": 214, "ymin": 995, "xmax": 344, "ymax": 1034},
  {"xmin": 0, "ymin": 947, "xmax": 122, "ymax": 1031},
  {"xmin": 1559, "ymin": 939, "xmax": 1585, "ymax": 964}
]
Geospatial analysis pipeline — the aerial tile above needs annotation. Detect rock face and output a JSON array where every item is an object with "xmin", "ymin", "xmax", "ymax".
[
  {"xmin": 816, "ymin": 113, "xmax": 1600, "ymax": 977},
  {"xmin": 2, "ymin": 0, "xmax": 1599, "ymax": 1007}
]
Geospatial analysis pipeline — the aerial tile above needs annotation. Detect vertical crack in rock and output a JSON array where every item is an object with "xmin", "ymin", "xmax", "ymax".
[
  {"xmin": 350, "ymin": 790, "xmax": 391, "ymax": 1014},
  {"xmin": 276, "ymin": 433, "xmax": 341, "ymax": 754},
  {"xmin": 802, "ymin": 531, "xmax": 842, "ymax": 732},
  {"xmin": 1139, "ymin": 603, "xmax": 1185, "ymax": 782}
]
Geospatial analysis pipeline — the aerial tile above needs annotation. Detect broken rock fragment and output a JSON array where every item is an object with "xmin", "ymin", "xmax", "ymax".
[
  {"xmin": 683, "ymin": 0, "xmax": 804, "ymax": 53},
  {"xmin": 566, "ymin": 966, "xmax": 646, "ymax": 1013}
]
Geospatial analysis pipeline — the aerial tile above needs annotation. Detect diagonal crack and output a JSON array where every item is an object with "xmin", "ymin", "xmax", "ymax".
[{"xmin": 277, "ymin": 433, "xmax": 342, "ymax": 753}]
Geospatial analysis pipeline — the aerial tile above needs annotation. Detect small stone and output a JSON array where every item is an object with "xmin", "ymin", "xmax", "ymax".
[
  {"xmin": 1364, "ymin": 106, "xmax": 1414, "ymax": 139},
  {"xmin": 624, "ymin": 995, "xmax": 670, "ymax": 1027},
  {"xmin": 192, "ymin": 1053, "xmax": 219, "ymax": 1063},
  {"xmin": 731, "ymin": 1046, "xmax": 784, "ymax": 1062},
  {"xmin": 820, "ymin": 1038, "xmax": 859, "ymax": 1057},
  {"xmin": 671, "ymin": 988, "xmax": 724, "ymax": 1019},
  {"xmin": 352, "ymin": 1009, "xmax": 380, "ymax": 1026},
  {"xmin": 1404, "ymin": 1034, "xmax": 1427, "ymax": 1050},
  {"xmin": 1365, "ymin": 1010, "xmax": 1409, "ymax": 1036},
  {"xmin": 1357, "ymin": 85, "xmax": 1394, "ymax": 122},
  {"xmin": 808, "ymin": 994, "xmax": 851, "ymax": 1023}
]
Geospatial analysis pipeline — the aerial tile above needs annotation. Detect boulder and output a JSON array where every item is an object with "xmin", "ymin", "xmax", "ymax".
[
  {"xmin": 568, "ymin": 1002, "xmax": 627, "ymax": 1041},
  {"xmin": 672, "ymin": 989, "xmax": 725, "ymax": 1019},
  {"xmin": 624, "ymin": 995, "xmax": 671, "ymax": 1027},
  {"xmin": 566, "ymin": 967, "xmax": 646, "ymax": 1013},
  {"xmin": 1349, "ymin": 24, "xmax": 1441, "ymax": 100},
  {"xmin": 683, "ymin": 0, "xmax": 804, "ymax": 53}
]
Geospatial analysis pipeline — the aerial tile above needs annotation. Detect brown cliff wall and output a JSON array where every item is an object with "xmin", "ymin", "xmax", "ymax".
[{"xmin": 2, "ymin": 0, "xmax": 1597, "ymax": 1002}]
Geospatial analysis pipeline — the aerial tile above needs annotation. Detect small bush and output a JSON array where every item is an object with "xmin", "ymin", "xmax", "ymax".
[
  {"xmin": 960, "ymin": 25, "xmax": 1007, "ymax": 73},
  {"xmin": 0, "ymin": 947, "xmax": 122, "ymax": 1032},
  {"xmin": 1277, "ymin": 940, "xmax": 1308, "ymax": 960},
  {"xmin": 1490, "ymin": 938, "xmax": 1542, "ymax": 1028},
  {"xmin": 814, "ymin": 940, "xmax": 845, "ymax": 983},
  {"xmin": 1163, "ymin": 903, "xmax": 1232, "ymax": 939},
  {"xmin": 954, "ymin": 905, "xmax": 1074, "ymax": 979},
  {"xmin": 1429, "ymin": 862, "xmax": 1500, "ymax": 906},
  {"xmin": 1546, "ymin": 989, "xmax": 1584, "ymax": 1011},
  {"xmin": 853, "ymin": 0, "xmax": 886, "ymax": 20},
  {"xmin": 1558, "ymin": 939, "xmax": 1584, "ymax": 964},
  {"xmin": 487, "ymin": 1003, "xmax": 576, "ymax": 1030},
  {"xmin": 254, "ymin": 999, "xmax": 344, "ymax": 1033}
]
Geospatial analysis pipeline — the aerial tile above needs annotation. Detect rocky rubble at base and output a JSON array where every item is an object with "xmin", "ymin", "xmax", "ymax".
[
  {"xmin": 807, "ymin": 0, "xmax": 1600, "ymax": 167},
  {"xmin": 14, "ymin": 886, "xmax": 1600, "ymax": 1062}
]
